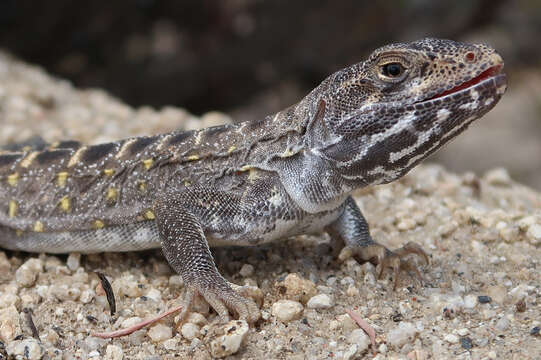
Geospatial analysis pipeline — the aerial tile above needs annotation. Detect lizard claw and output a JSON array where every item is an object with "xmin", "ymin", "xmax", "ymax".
[
  {"xmin": 376, "ymin": 242, "xmax": 429, "ymax": 290},
  {"xmin": 175, "ymin": 280, "xmax": 261, "ymax": 329},
  {"xmin": 339, "ymin": 241, "xmax": 428, "ymax": 290}
]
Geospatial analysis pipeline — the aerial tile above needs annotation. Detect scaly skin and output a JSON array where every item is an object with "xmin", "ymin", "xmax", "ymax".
[{"xmin": 0, "ymin": 38, "xmax": 507, "ymax": 324}]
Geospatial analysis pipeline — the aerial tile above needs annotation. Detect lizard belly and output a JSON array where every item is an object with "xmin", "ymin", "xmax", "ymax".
[{"xmin": 0, "ymin": 222, "xmax": 161, "ymax": 254}]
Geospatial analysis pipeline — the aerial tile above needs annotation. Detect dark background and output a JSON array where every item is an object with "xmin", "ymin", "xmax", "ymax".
[{"xmin": 0, "ymin": 0, "xmax": 540, "ymax": 188}]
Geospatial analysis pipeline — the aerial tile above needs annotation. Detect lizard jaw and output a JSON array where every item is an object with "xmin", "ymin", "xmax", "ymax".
[{"xmin": 423, "ymin": 64, "xmax": 506, "ymax": 103}]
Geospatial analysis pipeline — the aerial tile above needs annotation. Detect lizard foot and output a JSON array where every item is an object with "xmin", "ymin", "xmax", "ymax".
[
  {"xmin": 175, "ymin": 280, "xmax": 261, "ymax": 329},
  {"xmin": 339, "ymin": 242, "xmax": 429, "ymax": 290}
]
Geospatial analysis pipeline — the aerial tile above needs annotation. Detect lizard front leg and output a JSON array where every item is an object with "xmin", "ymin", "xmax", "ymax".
[
  {"xmin": 327, "ymin": 196, "xmax": 429, "ymax": 289},
  {"xmin": 154, "ymin": 190, "xmax": 261, "ymax": 326}
]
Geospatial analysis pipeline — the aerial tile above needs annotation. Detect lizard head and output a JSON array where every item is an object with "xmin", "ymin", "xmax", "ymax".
[{"xmin": 306, "ymin": 38, "xmax": 507, "ymax": 186}]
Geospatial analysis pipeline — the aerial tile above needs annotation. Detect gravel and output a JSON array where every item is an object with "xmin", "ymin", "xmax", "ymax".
[{"xmin": 0, "ymin": 50, "xmax": 540, "ymax": 359}]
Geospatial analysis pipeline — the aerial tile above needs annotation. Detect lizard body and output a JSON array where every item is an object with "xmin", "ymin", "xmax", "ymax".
[{"xmin": 0, "ymin": 38, "xmax": 507, "ymax": 323}]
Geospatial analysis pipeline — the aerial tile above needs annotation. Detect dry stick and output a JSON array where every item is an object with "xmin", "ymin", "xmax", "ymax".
[
  {"xmin": 345, "ymin": 309, "xmax": 377, "ymax": 354},
  {"xmin": 92, "ymin": 304, "xmax": 183, "ymax": 339}
]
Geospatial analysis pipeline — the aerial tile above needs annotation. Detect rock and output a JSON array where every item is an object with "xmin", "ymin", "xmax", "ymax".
[
  {"xmin": 278, "ymin": 273, "xmax": 317, "ymax": 304},
  {"xmin": 485, "ymin": 168, "xmax": 511, "ymax": 186},
  {"xmin": 186, "ymin": 312, "xmax": 208, "ymax": 326},
  {"xmin": 15, "ymin": 258, "xmax": 43, "ymax": 287},
  {"xmin": 66, "ymin": 253, "xmax": 81, "ymax": 271},
  {"xmin": 335, "ymin": 314, "xmax": 358, "ymax": 331},
  {"xmin": 495, "ymin": 317, "xmax": 510, "ymax": 331},
  {"xmin": 239, "ymin": 264, "xmax": 254, "ymax": 277},
  {"xmin": 105, "ymin": 344, "xmax": 123, "ymax": 360},
  {"xmin": 343, "ymin": 344, "xmax": 358, "ymax": 360},
  {"xmin": 0, "ymin": 292, "xmax": 20, "ymax": 309},
  {"xmin": 6, "ymin": 338, "xmax": 45, "ymax": 359},
  {"xmin": 181, "ymin": 323, "xmax": 200, "ymax": 340},
  {"xmin": 306, "ymin": 294, "xmax": 334, "ymax": 309},
  {"xmin": 163, "ymin": 338, "xmax": 178, "ymax": 350},
  {"xmin": 477, "ymin": 295, "xmax": 492, "ymax": 304},
  {"xmin": 0, "ymin": 305, "xmax": 21, "ymax": 342},
  {"xmin": 147, "ymin": 323, "xmax": 172, "ymax": 342},
  {"xmin": 347, "ymin": 329, "xmax": 370, "ymax": 353},
  {"xmin": 526, "ymin": 224, "xmax": 541, "ymax": 245},
  {"xmin": 464, "ymin": 294, "xmax": 478, "ymax": 309},
  {"xmin": 272, "ymin": 300, "xmax": 303, "ymax": 322},
  {"xmin": 210, "ymin": 320, "xmax": 249, "ymax": 358},
  {"xmin": 444, "ymin": 334, "xmax": 459, "ymax": 344},
  {"xmin": 387, "ymin": 322, "xmax": 418, "ymax": 348}
]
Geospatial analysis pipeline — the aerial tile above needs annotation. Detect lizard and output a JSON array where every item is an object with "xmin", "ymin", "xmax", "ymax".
[{"xmin": 0, "ymin": 38, "xmax": 507, "ymax": 327}]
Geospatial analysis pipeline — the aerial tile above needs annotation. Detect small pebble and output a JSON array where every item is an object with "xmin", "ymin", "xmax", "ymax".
[
  {"xmin": 530, "ymin": 326, "xmax": 540, "ymax": 336},
  {"xmin": 6, "ymin": 338, "xmax": 44, "ymax": 360},
  {"xmin": 279, "ymin": 273, "xmax": 317, "ymax": 304},
  {"xmin": 460, "ymin": 337, "xmax": 473, "ymax": 350},
  {"xmin": 457, "ymin": 328, "xmax": 469, "ymax": 336},
  {"xmin": 347, "ymin": 329, "xmax": 370, "ymax": 353},
  {"xmin": 484, "ymin": 167, "xmax": 511, "ymax": 186},
  {"xmin": 464, "ymin": 294, "xmax": 478, "ymax": 308},
  {"xmin": 66, "ymin": 253, "xmax": 81, "ymax": 271},
  {"xmin": 15, "ymin": 258, "xmax": 43, "ymax": 287},
  {"xmin": 306, "ymin": 294, "xmax": 333, "ymax": 309},
  {"xmin": 163, "ymin": 338, "xmax": 178, "ymax": 350},
  {"xmin": 495, "ymin": 317, "xmax": 509, "ymax": 331},
  {"xmin": 271, "ymin": 300, "xmax": 303, "ymax": 322},
  {"xmin": 148, "ymin": 323, "xmax": 172, "ymax": 342},
  {"xmin": 387, "ymin": 322, "xmax": 418, "ymax": 348},
  {"xmin": 210, "ymin": 320, "xmax": 249, "ymax": 358},
  {"xmin": 343, "ymin": 344, "xmax": 358, "ymax": 360},
  {"xmin": 239, "ymin": 264, "xmax": 254, "ymax": 277},
  {"xmin": 478, "ymin": 295, "xmax": 492, "ymax": 304},
  {"xmin": 181, "ymin": 323, "xmax": 200, "ymax": 340},
  {"xmin": 105, "ymin": 344, "xmax": 123, "ymax": 360},
  {"xmin": 444, "ymin": 334, "xmax": 459, "ymax": 344},
  {"xmin": 526, "ymin": 224, "xmax": 541, "ymax": 245},
  {"xmin": 0, "ymin": 305, "xmax": 21, "ymax": 342}
]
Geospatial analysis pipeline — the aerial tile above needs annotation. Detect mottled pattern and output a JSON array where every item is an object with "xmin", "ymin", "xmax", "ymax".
[{"xmin": 0, "ymin": 38, "xmax": 507, "ymax": 324}]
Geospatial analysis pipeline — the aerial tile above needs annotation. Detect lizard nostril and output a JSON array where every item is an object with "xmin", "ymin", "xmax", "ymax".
[{"xmin": 465, "ymin": 52, "xmax": 476, "ymax": 63}]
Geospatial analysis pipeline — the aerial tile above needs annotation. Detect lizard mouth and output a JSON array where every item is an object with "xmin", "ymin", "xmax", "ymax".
[{"xmin": 425, "ymin": 64, "xmax": 504, "ymax": 101}]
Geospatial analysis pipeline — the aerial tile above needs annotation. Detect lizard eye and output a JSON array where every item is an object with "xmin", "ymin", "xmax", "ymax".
[{"xmin": 381, "ymin": 63, "xmax": 405, "ymax": 78}]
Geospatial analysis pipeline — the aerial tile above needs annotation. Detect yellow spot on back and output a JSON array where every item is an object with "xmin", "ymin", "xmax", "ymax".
[
  {"xmin": 59, "ymin": 196, "xmax": 71, "ymax": 212},
  {"xmin": 56, "ymin": 172, "xmax": 69, "ymax": 187},
  {"xmin": 144, "ymin": 210, "xmax": 155, "ymax": 220},
  {"xmin": 187, "ymin": 155, "xmax": 199, "ymax": 161},
  {"xmin": 142, "ymin": 158, "xmax": 154, "ymax": 170},
  {"xmin": 248, "ymin": 168, "xmax": 259, "ymax": 181},
  {"xmin": 138, "ymin": 181, "xmax": 147, "ymax": 192},
  {"xmin": 93, "ymin": 220, "xmax": 105, "ymax": 229},
  {"xmin": 280, "ymin": 148, "xmax": 295, "ymax": 158},
  {"xmin": 20, "ymin": 151, "xmax": 39, "ymax": 168},
  {"xmin": 50, "ymin": 141, "xmax": 60, "ymax": 149},
  {"xmin": 33, "ymin": 221, "xmax": 44, "ymax": 232},
  {"xmin": 8, "ymin": 200, "xmax": 17, "ymax": 218},
  {"xmin": 103, "ymin": 169, "xmax": 115, "ymax": 177},
  {"xmin": 227, "ymin": 145, "xmax": 237, "ymax": 154},
  {"xmin": 16, "ymin": 230, "xmax": 23, "ymax": 237},
  {"xmin": 7, "ymin": 173, "xmax": 19, "ymax": 187},
  {"xmin": 184, "ymin": 180, "xmax": 191, "ymax": 187},
  {"xmin": 106, "ymin": 187, "xmax": 118, "ymax": 203}
]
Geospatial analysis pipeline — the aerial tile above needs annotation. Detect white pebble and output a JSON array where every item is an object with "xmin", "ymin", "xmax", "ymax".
[
  {"xmin": 271, "ymin": 300, "xmax": 303, "ymax": 322},
  {"xmin": 457, "ymin": 328, "xmax": 469, "ymax": 336},
  {"xmin": 526, "ymin": 224, "xmax": 541, "ymax": 245},
  {"xmin": 105, "ymin": 344, "xmax": 123, "ymax": 360},
  {"xmin": 347, "ymin": 329, "xmax": 370, "ymax": 353},
  {"xmin": 343, "ymin": 344, "xmax": 358, "ymax": 360},
  {"xmin": 210, "ymin": 320, "xmax": 249, "ymax": 358},
  {"xmin": 15, "ymin": 258, "xmax": 43, "ymax": 287},
  {"xmin": 186, "ymin": 312, "xmax": 207, "ymax": 326},
  {"xmin": 307, "ymin": 294, "xmax": 334, "ymax": 309},
  {"xmin": 386, "ymin": 322, "xmax": 418, "ymax": 348},
  {"xmin": 181, "ymin": 323, "xmax": 200, "ymax": 340},
  {"xmin": 495, "ymin": 317, "xmax": 510, "ymax": 331},
  {"xmin": 148, "ymin": 323, "xmax": 172, "ymax": 342},
  {"xmin": 6, "ymin": 338, "xmax": 44, "ymax": 360},
  {"xmin": 66, "ymin": 253, "xmax": 81, "ymax": 271},
  {"xmin": 444, "ymin": 334, "xmax": 459, "ymax": 344},
  {"xmin": 0, "ymin": 305, "xmax": 21, "ymax": 342},
  {"xmin": 464, "ymin": 294, "xmax": 478, "ymax": 309},
  {"xmin": 80, "ymin": 289, "xmax": 95, "ymax": 304},
  {"xmin": 0, "ymin": 293, "xmax": 20, "ymax": 309},
  {"xmin": 239, "ymin": 264, "xmax": 254, "ymax": 277},
  {"xmin": 485, "ymin": 167, "xmax": 511, "ymax": 185},
  {"xmin": 163, "ymin": 338, "xmax": 178, "ymax": 350}
]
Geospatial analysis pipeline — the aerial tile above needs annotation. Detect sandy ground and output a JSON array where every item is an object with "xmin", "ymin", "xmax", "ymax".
[{"xmin": 0, "ymin": 51, "xmax": 540, "ymax": 359}]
